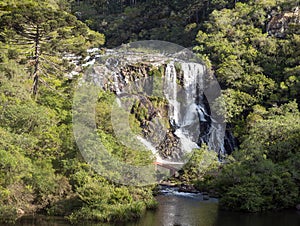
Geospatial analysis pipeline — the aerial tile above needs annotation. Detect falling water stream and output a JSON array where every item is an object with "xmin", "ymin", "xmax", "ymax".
[{"xmin": 160, "ymin": 60, "xmax": 232, "ymax": 160}]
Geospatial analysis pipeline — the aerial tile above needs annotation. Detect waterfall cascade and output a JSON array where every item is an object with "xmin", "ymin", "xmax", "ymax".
[
  {"xmin": 163, "ymin": 62, "xmax": 233, "ymax": 159},
  {"xmin": 82, "ymin": 48, "xmax": 235, "ymax": 163}
]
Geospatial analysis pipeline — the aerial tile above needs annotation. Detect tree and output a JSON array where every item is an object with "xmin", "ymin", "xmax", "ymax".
[
  {"xmin": 182, "ymin": 145, "xmax": 219, "ymax": 182},
  {"xmin": 213, "ymin": 102, "xmax": 300, "ymax": 212},
  {"xmin": 0, "ymin": 2, "xmax": 104, "ymax": 96},
  {"xmin": 194, "ymin": 2, "xmax": 283, "ymax": 137}
]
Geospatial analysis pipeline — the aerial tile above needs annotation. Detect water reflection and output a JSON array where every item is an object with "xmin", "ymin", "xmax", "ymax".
[
  {"xmin": 152, "ymin": 195, "xmax": 218, "ymax": 226},
  {"xmin": 214, "ymin": 209, "xmax": 300, "ymax": 226},
  {"xmin": 2, "ymin": 193, "xmax": 300, "ymax": 226}
]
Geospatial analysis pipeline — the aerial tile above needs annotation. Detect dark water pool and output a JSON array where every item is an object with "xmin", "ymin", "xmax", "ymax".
[{"xmin": 3, "ymin": 190, "xmax": 300, "ymax": 226}]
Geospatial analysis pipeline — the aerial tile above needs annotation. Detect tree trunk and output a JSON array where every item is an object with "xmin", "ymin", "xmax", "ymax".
[
  {"xmin": 195, "ymin": 10, "xmax": 199, "ymax": 24},
  {"xmin": 130, "ymin": 0, "xmax": 136, "ymax": 6},
  {"xmin": 33, "ymin": 26, "xmax": 40, "ymax": 97}
]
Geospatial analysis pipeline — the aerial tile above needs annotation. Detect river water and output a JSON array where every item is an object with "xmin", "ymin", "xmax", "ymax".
[{"xmin": 4, "ymin": 188, "xmax": 300, "ymax": 226}]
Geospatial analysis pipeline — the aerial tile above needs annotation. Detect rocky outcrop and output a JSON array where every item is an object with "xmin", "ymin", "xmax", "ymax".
[
  {"xmin": 91, "ymin": 58, "xmax": 186, "ymax": 160},
  {"xmin": 80, "ymin": 47, "xmax": 235, "ymax": 161},
  {"xmin": 178, "ymin": 184, "xmax": 199, "ymax": 193},
  {"xmin": 156, "ymin": 131, "xmax": 183, "ymax": 160},
  {"xmin": 267, "ymin": 7, "xmax": 300, "ymax": 38}
]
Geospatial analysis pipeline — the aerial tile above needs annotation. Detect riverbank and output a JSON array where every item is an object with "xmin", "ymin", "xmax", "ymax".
[{"xmin": 5, "ymin": 187, "xmax": 300, "ymax": 226}]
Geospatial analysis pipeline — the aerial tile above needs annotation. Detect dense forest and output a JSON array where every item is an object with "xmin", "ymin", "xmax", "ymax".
[{"xmin": 0, "ymin": 0, "xmax": 299, "ymax": 224}]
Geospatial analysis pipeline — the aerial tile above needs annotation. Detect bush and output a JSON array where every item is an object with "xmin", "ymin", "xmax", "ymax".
[
  {"xmin": 182, "ymin": 145, "xmax": 220, "ymax": 182},
  {"xmin": 0, "ymin": 206, "xmax": 18, "ymax": 224},
  {"xmin": 215, "ymin": 153, "xmax": 299, "ymax": 212},
  {"xmin": 220, "ymin": 183, "xmax": 265, "ymax": 212}
]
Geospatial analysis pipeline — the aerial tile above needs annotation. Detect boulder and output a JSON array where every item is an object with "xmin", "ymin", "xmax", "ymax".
[
  {"xmin": 17, "ymin": 208, "xmax": 25, "ymax": 216},
  {"xmin": 178, "ymin": 184, "xmax": 199, "ymax": 193},
  {"xmin": 203, "ymin": 195, "xmax": 209, "ymax": 200}
]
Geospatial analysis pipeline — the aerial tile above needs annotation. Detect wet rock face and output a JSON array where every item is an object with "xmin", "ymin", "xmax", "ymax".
[
  {"xmin": 92, "ymin": 63, "xmax": 152, "ymax": 94},
  {"xmin": 156, "ymin": 131, "xmax": 183, "ymax": 161},
  {"xmin": 131, "ymin": 92, "xmax": 183, "ymax": 161},
  {"xmin": 267, "ymin": 8, "xmax": 300, "ymax": 38},
  {"xmin": 82, "ymin": 49, "xmax": 235, "ymax": 162},
  {"xmin": 120, "ymin": 64, "xmax": 150, "ymax": 81},
  {"xmin": 92, "ymin": 60, "xmax": 185, "ymax": 160},
  {"xmin": 91, "ymin": 62, "xmax": 186, "ymax": 160}
]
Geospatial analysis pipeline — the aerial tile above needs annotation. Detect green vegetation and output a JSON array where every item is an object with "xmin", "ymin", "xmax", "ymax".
[
  {"xmin": 181, "ymin": 145, "xmax": 219, "ymax": 183},
  {"xmin": 193, "ymin": 0, "xmax": 300, "ymax": 212},
  {"xmin": 0, "ymin": 0, "xmax": 104, "ymax": 96},
  {"xmin": 0, "ymin": 0, "xmax": 300, "ymax": 223},
  {"xmin": 213, "ymin": 103, "xmax": 300, "ymax": 211},
  {"xmin": 70, "ymin": 0, "xmax": 242, "ymax": 47},
  {"xmin": 0, "ymin": 0, "xmax": 156, "ymax": 224}
]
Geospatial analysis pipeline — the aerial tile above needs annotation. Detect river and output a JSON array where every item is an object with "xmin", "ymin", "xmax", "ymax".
[{"xmin": 4, "ymin": 188, "xmax": 300, "ymax": 226}]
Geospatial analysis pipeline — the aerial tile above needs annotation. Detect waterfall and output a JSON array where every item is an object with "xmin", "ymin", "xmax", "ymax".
[
  {"xmin": 82, "ymin": 48, "xmax": 234, "ymax": 162},
  {"xmin": 163, "ymin": 61, "xmax": 231, "ymax": 158},
  {"xmin": 164, "ymin": 62, "xmax": 180, "ymax": 125}
]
